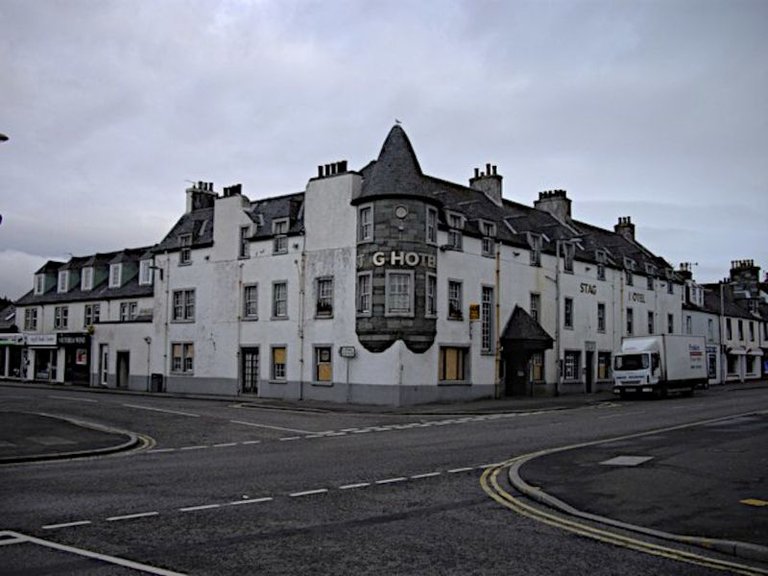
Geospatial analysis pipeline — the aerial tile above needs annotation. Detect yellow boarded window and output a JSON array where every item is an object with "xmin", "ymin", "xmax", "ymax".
[
  {"xmin": 315, "ymin": 347, "xmax": 332, "ymax": 382},
  {"xmin": 439, "ymin": 347, "xmax": 466, "ymax": 381}
]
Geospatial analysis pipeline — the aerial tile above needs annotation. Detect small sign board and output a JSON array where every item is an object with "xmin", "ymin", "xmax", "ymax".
[
  {"xmin": 469, "ymin": 304, "xmax": 480, "ymax": 321},
  {"xmin": 339, "ymin": 346, "xmax": 357, "ymax": 358}
]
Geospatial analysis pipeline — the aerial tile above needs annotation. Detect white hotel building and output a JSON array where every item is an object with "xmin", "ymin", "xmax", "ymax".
[{"xmin": 8, "ymin": 126, "xmax": 695, "ymax": 405}]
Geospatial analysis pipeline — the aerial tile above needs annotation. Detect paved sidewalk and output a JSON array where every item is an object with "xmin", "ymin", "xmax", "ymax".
[
  {"xmin": 0, "ymin": 411, "xmax": 138, "ymax": 464},
  {"xmin": 517, "ymin": 412, "xmax": 768, "ymax": 557}
]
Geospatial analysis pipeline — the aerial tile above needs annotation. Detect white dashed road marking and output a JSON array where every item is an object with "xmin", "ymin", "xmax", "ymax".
[
  {"xmin": 106, "ymin": 512, "xmax": 159, "ymax": 522},
  {"xmin": 229, "ymin": 420, "xmax": 314, "ymax": 434},
  {"xmin": 42, "ymin": 521, "xmax": 92, "ymax": 530},
  {"xmin": 339, "ymin": 483, "xmax": 370, "ymax": 490},
  {"xmin": 48, "ymin": 395, "xmax": 99, "ymax": 403},
  {"xmin": 122, "ymin": 404, "xmax": 200, "ymax": 418},
  {"xmin": 225, "ymin": 497, "xmax": 273, "ymax": 506},
  {"xmin": 411, "ymin": 472, "xmax": 441, "ymax": 480},
  {"xmin": 290, "ymin": 489, "xmax": 328, "ymax": 498},
  {"xmin": 180, "ymin": 504, "xmax": 221, "ymax": 512},
  {"xmin": 375, "ymin": 477, "xmax": 407, "ymax": 485},
  {"xmin": 448, "ymin": 467, "xmax": 474, "ymax": 474}
]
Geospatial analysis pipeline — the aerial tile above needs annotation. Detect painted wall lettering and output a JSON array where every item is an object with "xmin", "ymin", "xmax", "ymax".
[
  {"xmin": 579, "ymin": 283, "xmax": 597, "ymax": 295},
  {"xmin": 371, "ymin": 251, "xmax": 436, "ymax": 268}
]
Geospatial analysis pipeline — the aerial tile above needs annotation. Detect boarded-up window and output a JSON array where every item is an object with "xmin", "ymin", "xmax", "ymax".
[
  {"xmin": 315, "ymin": 346, "xmax": 332, "ymax": 382},
  {"xmin": 272, "ymin": 347, "xmax": 286, "ymax": 380},
  {"xmin": 439, "ymin": 347, "xmax": 467, "ymax": 382}
]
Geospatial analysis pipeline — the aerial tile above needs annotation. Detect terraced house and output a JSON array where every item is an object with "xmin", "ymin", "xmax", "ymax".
[{"xmin": 6, "ymin": 126, "xmax": 765, "ymax": 404}]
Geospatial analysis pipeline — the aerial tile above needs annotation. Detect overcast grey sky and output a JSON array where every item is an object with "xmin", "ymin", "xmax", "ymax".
[{"xmin": 1, "ymin": 0, "xmax": 766, "ymax": 300}]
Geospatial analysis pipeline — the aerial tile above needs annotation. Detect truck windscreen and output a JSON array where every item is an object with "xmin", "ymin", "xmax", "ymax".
[{"xmin": 614, "ymin": 354, "xmax": 649, "ymax": 370}]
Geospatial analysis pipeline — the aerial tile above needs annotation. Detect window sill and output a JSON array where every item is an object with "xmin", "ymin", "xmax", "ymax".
[
  {"xmin": 242, "ymin": 317, "xmax": 258, "ymax": 322},
  {"xmin": 269, "ymin": 379, "xmax": 287, "ymax": 385},
  {"xmin": 447, "ymin": 316, "xmax": 463, "ymax": 322},
  {"xmin": 315, "ymin": 314, "xmax": 334, "ymax": 320},
  {"xmin": 438, "ymin": 381, "xmax": 470, "ymax": 386},
  {"xmin": 271, "ymin": 316, "xmax": 289, "ymax": 321},
  {"xmin": 312, "ymin": 381, "xmax": 334, "ymax": 387}
]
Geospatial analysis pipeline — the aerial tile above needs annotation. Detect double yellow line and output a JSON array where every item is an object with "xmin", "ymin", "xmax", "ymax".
[{"xmin": 480, "ymin": 458, "xmax": 767, "ymax": 576}]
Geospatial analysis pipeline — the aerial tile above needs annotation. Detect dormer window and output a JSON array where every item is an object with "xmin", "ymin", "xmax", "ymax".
[
  {"xmin": 561, "ymin": 242, "xmax": 575, "ymax": 273},
  {"xmin": 109, "ymin": 263, "xmax": 122, "ymax": 288},
  {"xmin": 528, "ymin": 233, "xmax": 542, "ymax": 266},
  {"xmin": 179, "ymin": 234, "xmax": 192, "ymax": 265},
  {"xmin": 595, "ymin": 250, "xmax": 607, "ymax": 281},
  {"xmin": 624, "ymin": 258, "xmax": 636, "ymax": 286},
  {"xmin": 272, "ymin": 219, "xmax": 289, "ymax": 255},
  {"xmin": 34, "ymin": 274, "xmax": 45, "ymax": 295},
  {"xmin": 139, "ymin": 259, "xmax": 153, "ymax": 286},
  {"xmin": 81, "ymin": 267, "xmax": 94, "ymax": 291},
  {"xmin": 446, "ymin": 213, "xmax": 463, "ymax": 251},
  {"xmin": 645, "ymin": 264, "xmax": 656, "ymax": 290},
  {"xmin": 480, "ymin": 221, "xmax": 496, "ymax": 257},
  {"xmin": 57, "ymin": 270, "xmax": 69, "ymax": 293}
]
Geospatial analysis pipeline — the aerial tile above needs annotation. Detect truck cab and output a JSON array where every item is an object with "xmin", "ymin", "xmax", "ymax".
[{"xmin": 613, "ymin": 349, "xmax": 661, "ymax": 395}]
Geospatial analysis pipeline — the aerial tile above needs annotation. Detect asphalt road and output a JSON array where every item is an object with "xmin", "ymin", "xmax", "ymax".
[{"xmin": 1, "ymin": 383, "xmax": 767, "ymax": 575}]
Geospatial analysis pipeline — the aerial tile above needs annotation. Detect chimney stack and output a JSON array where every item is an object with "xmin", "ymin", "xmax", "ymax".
[
  {"xmin": 614, "ymin": 216, "xmax": 635, "ymax": 242},
  {"xmin": 469, "ymin": 163, "xmax": 503, "ymax": 207},
  {"xmin": 534, "ymin": 189, "xmax": 572, "ymax": 222},
  {"xmin": 186, "ymin": 181, "xmax": 216, "ymax": 213},
  {"xmin": 315, "ymin": 160, "xmax": 349, "ymax": 179}
]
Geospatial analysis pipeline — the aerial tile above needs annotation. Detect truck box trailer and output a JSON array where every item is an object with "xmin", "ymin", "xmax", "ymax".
[{"xmin": 613, "ymin": 335, "xmax": 708, "ymax": 397}]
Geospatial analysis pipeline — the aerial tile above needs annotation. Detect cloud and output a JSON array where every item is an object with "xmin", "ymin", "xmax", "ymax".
[{"xmin": 0, "ymin": 0, "xmax": 766, "ymax": 297}]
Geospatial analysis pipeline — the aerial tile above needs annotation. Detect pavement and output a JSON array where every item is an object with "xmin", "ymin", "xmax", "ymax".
[
  {"xmin": 2, "ymin": 378, "xmax": 767, "ymax": 563},
  {"xmin": 0, "ymin": 411, "xmax": 140, "ymax": 464},
  {"xmin": 513, "ymin": 410, "xmax": 768, "ymax": 561}
]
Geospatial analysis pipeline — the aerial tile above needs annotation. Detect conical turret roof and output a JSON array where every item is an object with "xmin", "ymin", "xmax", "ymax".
[{"xmin": 354, "ymin": 125, "xmax": 439, "ymax": 205}]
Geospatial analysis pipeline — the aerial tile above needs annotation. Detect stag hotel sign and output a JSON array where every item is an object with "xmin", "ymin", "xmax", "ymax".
[{"xmin": 359, "ymin": 250, "xmax": 437, "ymax": 269}]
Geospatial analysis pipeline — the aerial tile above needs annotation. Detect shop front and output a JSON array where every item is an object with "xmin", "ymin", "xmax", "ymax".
[
  {"xmin": 27, "ymin": 334, "xmax": 59, "ymax": 382},
  {"xmin": 59, "ymin": 333, "xmax": 91, "ymax": 386},
  {"xmin": 0, "ymin": 333, "xmax": 25, "ymax": 378}
]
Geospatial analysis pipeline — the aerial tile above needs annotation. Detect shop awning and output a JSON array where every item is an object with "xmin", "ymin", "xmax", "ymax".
[
  {"xmin": 727, "ymin": 346, "xmax": 747, "ymax": 355},
  {"xmin": 747, "ymin": 348, "xmax": 764, "ymax": 356},
  {"xmin": 500, "ymin": 305, "xmax": 554, "ymax": 352}
]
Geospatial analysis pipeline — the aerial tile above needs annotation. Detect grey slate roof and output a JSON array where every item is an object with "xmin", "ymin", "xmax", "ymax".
[
  {"xmin": 16, "ymin": 246, "xmax": 154, "ymax": 306},
  {"xmin": 0, "ymin": 304, "xmax": 17, "ymax": 332},
  {"xmin": 249, "ymin": 192, "xmax": 305, "ymax": 240},
  {"xmin": 154, "ymin": 207, "xmax": 214, "ymax": 253}
]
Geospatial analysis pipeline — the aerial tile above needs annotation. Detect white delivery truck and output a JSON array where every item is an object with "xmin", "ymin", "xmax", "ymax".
[{"xmin": 613, "ymin": 335, "xmax": 707, "ymax": 398}]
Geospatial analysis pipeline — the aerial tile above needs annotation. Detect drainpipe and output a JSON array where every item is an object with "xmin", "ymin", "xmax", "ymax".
[
  {"xmin": 162, "ymin": 253, "xmax": 170, "ymax": 383},
  {"xmin": 554, "ymin": 240, "xmax": 561, "ymax": 397},
  {"xmin": 494, "ymin": 242, "xmax": 502, "ymax": 399},
  {"xmin": 237, "ymin": 262, "xmax": 244, "ymax": 396},
  {"xmin": 297, "ymin": 244, "xmax": 306, "ymax": 401}
]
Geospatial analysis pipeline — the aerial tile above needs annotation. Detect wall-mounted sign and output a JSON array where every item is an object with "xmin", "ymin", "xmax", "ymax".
[
  {"xmin": 59, "ymin": 333, "xmax": 89, "ymax": 346},
  {"xmin": 628, "ymin": 292, "xmax": 646, "ymax": 303},
  {"xmin": 366, "ymin": 251, "xmax": 437, "ymax": 269},
  {"xmin": 0, "ymin": 334, "xmax": 25, "ymax": 345},
  {"xmin": 579, "ymin": 283, "xmax": 597, "ymax": 295},
  {"xmin": 469, "ymin": 304, "xmax": 481, "ymax": 321},
  {"xmin": 27, "ymin": 334, "xmax": 57, "ymax": 347},
  {"xmin": 339, "ymin": 346, "xmax": 357, "ymax": 358}
]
